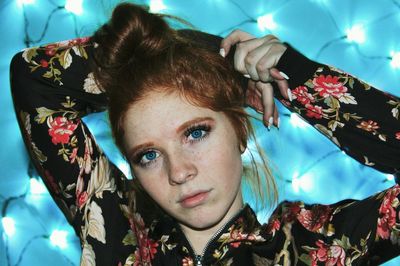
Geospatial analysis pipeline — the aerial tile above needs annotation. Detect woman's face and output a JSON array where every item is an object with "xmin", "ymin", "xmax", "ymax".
[{"xmin": 123, "ymin": 90, "xmax": 244, "ymax": 230}]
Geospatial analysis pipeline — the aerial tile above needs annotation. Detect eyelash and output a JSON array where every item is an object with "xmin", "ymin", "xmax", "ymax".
[
  {"xmin": 133, "ymin": 123, "xmax": 212, "ymax": 168},
  {"xmin": 184, "ymin": 123, "xmax": 211, "ymax": 143}
]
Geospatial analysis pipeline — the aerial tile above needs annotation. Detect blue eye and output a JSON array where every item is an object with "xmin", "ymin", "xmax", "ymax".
[
  {"xmin": 185, "ymin": 124, "xmax": 211, "ymax": 142},
  {"xmin": 190, "ymin": 129, "xmax": 204, "ymax": 139},
  {"xmin": 140, "ymin": 150, "xmax": 159, "ymax": 165}
]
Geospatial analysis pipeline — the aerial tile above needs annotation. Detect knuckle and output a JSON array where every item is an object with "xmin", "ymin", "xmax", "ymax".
[{"xmin": 255, "ymin": 61, "xmax": 266, "ymax": 72}]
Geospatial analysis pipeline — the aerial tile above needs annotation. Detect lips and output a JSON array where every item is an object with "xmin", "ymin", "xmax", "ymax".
[{"xmin": 178, "ymin": 190, "xmax": 211, "ymax": 208}]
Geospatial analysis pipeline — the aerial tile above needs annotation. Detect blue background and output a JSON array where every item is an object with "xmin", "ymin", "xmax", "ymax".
[{"xmin": 0, "ymin": 0, "xmax": 399, "ymax": 265}]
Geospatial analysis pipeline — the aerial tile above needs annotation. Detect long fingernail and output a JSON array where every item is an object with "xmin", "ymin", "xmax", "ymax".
[
  {"xmin": 279, "ymin": 71, "xmax": 289, "ymax": 80},
  {"xmin": 219, "ymin": 48, "xmax": 226, "ymax": 58},
  {"xmin": 287, "ymin": 88, "xmax": 293, "ymax": 102},
  {"xmin": 277, "ymin": 117, "xmax": 280, "ymax": 129},
  {"xmin": 268, "ymin": 117, "xmax": 273, "ymax": 130},
  {"xmin": 244, "ymin": 74, "xmax": 251, "ymax": 78}
]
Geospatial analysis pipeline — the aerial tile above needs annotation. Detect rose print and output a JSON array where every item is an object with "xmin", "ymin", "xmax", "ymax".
[
  {"xmin": 292, "ymin": 86, "xmax": 315, "ymax": 105},
  {"xmin": 377, "ymin": 185, "xmax": 400, "ymax": 239},
  {"xmin": 309, "ymin": 240, "xmax": 345, "ymax": 266},
  {"xmin": 297, "ymin": 205, "xmax": 332, "ymax": 233},
  {"xmin": 313, "ymin": 75, "xmax": 348, "ymax": 99},
  {"xmin": 48, "ymin": 116, "xmax": 78, "ymax": 145},
  {"xmin": 305, "ymin": 104, "xmax": 323, "ymax": 119}
]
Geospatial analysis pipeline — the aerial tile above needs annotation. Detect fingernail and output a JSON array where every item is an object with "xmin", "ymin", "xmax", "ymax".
[
  {"xmin": 287, "ymin": 88, "xmax": 293, "ymax": 102},
  {"xmin": 219, "ymin": 48, "xmax": 226, "ymax": 58},
  {"xmin": 268, "ymin": 117, "xmax": 273, "ymax": 130},
  {"xmin": 279, "ymin": 71, "xmax": 289, "ymax": 80},
  {"xmin": 244, "ymin": 74, "xmax": 251, "ymax": 78},
  {"xmin": 277, "ymin": 117, "xmax": 280, "ymax": 129}
]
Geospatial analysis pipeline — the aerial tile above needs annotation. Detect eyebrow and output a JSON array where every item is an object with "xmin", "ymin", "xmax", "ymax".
[
  {"xmin": 127, "ymin": 142, "xmax": 155, "ymax": 162},
  {"xmin": 175, "ymin": 117, "xmax": 215, "ymax": 134},
  {"xmin": 127, "ymin": 117, "xmax": 215, "ymax": 161}
]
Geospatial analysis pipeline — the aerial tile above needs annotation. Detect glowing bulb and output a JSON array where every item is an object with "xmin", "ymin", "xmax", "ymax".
[
  {"xmin": 50, "ymin": 230, "xmax": 68, "ymax": 249},
  {"xmin": 17, "ymin": 0, "xmax": 35, "ymax": 6},
  {"xmin": 386, "ymin": 174, "xmax": 395, "ymax": 182},
  {"xmin": 257, "ymin": 14, "xmax": 277, "ymax": 31},
  {"xmin": 390, "ymin": 51, "xmax": 400, "ymax": 68},
  {"xmin": 290, "ymin": 113, "xmax": 308, "ymax": 128},
  {"xmin": 30, "ymin": 178, "xmax": 47, "ymax": 195},
  {"xmin": 149, "ymin": 0, "xmax": 167, "ymax": 13},
  {"xmin": 65, "ymin": 0, "xmax": 83, "ymax": 15},
  {"xmin": 2, "ymin": 217, "xmax": 16, "ymax": 237},
  {"xmin": 346, "ymin": 25, "xmax": 365, "ymax": 44},
  {"xmin": 292, "ymin": 172, "xmax": 314, "ymax": 193}
]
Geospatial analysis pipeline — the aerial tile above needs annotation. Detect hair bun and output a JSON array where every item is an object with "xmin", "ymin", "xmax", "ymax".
[{"xmin": 93, "ymin": 3, "xmax": 173, "ymax": 69}]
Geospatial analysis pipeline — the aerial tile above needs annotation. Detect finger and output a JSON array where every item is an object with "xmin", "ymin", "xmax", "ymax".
[
  {"xmin": 234, "ymin": 38, "xmax": 266, "ymax": 75},
  {"xmin": 243, "ymin": 36, "xmax": 281, "ymax": 81},
  {"xmin": 257, "ymin": 81, "xmax": 275, "ymax": 128},
  {"xmin": 254, "ymin": 43, "xmax": 286, "ymax": 82},
  {"xmin": 220, "ymin": 30, "xmax": 254, "ymax": 56},
  {"xmin": 245, "ymin": 80, "xmax": 263, "ymax": 112},
  {"xmin": 270, "ymin": 68, "xmax": 292, "ymax": 101}
]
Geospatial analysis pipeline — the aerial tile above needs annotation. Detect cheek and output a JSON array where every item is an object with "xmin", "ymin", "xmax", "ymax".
[{"xmin": 134, "ymin": 171, "xmax": 172, "ymax": 206}]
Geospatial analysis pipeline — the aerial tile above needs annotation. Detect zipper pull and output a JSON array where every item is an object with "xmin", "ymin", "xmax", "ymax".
[{"xmin": 195, "ymin": 255, "xmax": 203, "ymax": 266}]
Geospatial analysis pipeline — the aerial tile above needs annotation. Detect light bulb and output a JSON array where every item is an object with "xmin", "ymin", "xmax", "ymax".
[
  {"xmin": 149, "ymin": 0, "xmax": 167, "ymax": 13},
  {"xmin": 2, "ymin": 217, "xmax": 16, "ymax": 237},
  {"xmin": 257, "ymin": 14, "xmax": 277, "ymax": 31},
  {"xmin": 50, "ymin": 229, "xmax": 68, "ymax": 249},
  {"xmin": 65, "ymin": 0, "xmax": 83, "ymax": 15},
  {"xmin": 390, "ymin": 51, "xmax": 400, "ymax": 69},
  {"xmin": 17, "ymin": 0, "xmax": 35, "ymax": 6},
  {"xmin": 30, "ymin": 178, "xmax": 47, "ymax": 195},
  {"xmin": 386, "ymin": 174, "xmax": 395, "ymax": 182},
  {"xmin": 290, "ymin": 113, "xmax": 308, "ymax": 128},
  {"xmin": 292, "ymin": 172, "xmax": 314, "ymax": 193},
  {"xmin": 346, "ymin": 25, "xmax": 365, "ymax": 44}
]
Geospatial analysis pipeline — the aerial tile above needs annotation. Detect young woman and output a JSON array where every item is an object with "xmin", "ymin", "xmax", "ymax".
[{"xmin": 11, "ymin": 3, "xmax": 400, "ymax": 266}]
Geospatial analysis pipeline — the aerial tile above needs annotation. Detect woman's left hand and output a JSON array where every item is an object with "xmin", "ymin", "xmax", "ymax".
[{"xmin": 220, "ymin": 30, "xmax": 292, "ymax": 129}]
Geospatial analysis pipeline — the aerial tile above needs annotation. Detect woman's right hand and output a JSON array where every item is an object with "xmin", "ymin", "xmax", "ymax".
[{"xmin": 220, "ymin": 30, "xmax": 292, "ymax": 129}]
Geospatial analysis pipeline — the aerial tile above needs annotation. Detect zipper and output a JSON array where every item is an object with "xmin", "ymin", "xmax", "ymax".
[{"xmin": 187, "ymin": 205, "xmax": 247, "ymax": 266}]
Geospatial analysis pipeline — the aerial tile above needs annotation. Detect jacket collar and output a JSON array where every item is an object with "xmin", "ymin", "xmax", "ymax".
[{"xmin": 150, "ymin": 204, "xmax": 272, "ymax": 265}]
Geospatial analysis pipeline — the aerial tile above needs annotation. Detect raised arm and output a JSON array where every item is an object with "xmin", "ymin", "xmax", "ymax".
[
  {"xmin": 221, "ymin": 30, "xmax": 400, "ymax": 176},
  {"xmin": 10, "ymin": 38, "xmax": 135, "ymax": 265}
]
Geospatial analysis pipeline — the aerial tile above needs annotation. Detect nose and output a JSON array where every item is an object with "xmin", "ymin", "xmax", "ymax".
[{"xmin": 167, "ymin": 148, "xmax": 197, "ymax": 185}]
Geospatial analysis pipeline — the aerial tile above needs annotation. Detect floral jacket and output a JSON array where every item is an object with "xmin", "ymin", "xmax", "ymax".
[{"xmin": 10, "ymin": 30, "xmax": 400, "ymax": 265}]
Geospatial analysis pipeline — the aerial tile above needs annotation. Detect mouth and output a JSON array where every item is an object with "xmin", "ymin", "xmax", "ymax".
[{"xmin": 178, "ymin": 189, "xmax": 212, "ymax": 208}]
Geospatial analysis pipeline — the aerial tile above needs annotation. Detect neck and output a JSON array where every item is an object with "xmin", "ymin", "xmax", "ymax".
[{"xmin": 180, "ymin": 202, "xmax": 245, "ymax": 255}]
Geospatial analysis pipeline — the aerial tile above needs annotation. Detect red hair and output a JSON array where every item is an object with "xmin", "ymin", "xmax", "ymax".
[{"xmin": 93, "ymin": 3, "xmax": 277, "ymax": 218}]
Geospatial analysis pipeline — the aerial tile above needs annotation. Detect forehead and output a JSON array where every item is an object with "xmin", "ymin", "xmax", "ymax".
[{"xmin": 122, "ymin": 91, "xmax": 222, "ymax": 141}]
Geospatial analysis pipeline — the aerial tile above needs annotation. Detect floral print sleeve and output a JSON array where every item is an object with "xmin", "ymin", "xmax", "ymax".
[
  {"xmin": 262, "ymin": 46, "xmax": 400, "ymax": 265},
  {"xmin": 274, "ymin": 45, "xmax": 400, "ymax": 176},
  {"xmin": 10, "ymin": 38, "xmax": 136, "ymax": 266}
]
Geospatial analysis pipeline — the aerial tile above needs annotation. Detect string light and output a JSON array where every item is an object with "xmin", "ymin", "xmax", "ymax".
[
  {"xmin": 386, "ymin": 174, "xmax": 395, "ymax": 182},
  {"xmin": 345, "ymin": 24, "xmax": 366, "ymax": 44},
  {"xmin": 17, "ymin": 0, "xmax": 35, "ymax": 6},
  {"xmin": 29, "ymin": 178, "xmax": 47, "ymax": 195},
  {"xmin": 2, "ymin": 217, "xmax": 16, "ymax": 237},
  {"xmin": 290, "ymin": 113, "xmax": 308, "ymax": 128},
  {"xmin": 390, "ymin": 51, "xmax": 400, "ymax": 68},
  {"xmin": 257, "ymin": 14, "xmax": 277, "ymax": 31},
  {"xmin": 291, "ymin": 172, "xmax": 314, "ymax": 193},
  {"xmin": 65, "ymin": 0, "xmax": 83, "ymax": 15},
  {"xmin": 50, "ymin": 230, "xmax": 68, "ymax": 249},
  {"xmin": 149, "ymin": 0, "xmax": 167, "ymax": 13}
]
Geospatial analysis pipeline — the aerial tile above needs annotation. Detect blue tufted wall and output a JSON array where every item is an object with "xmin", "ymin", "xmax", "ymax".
[{"xmin": 0, "ymin": 0, "xmax": 399, "ymax": 265}]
